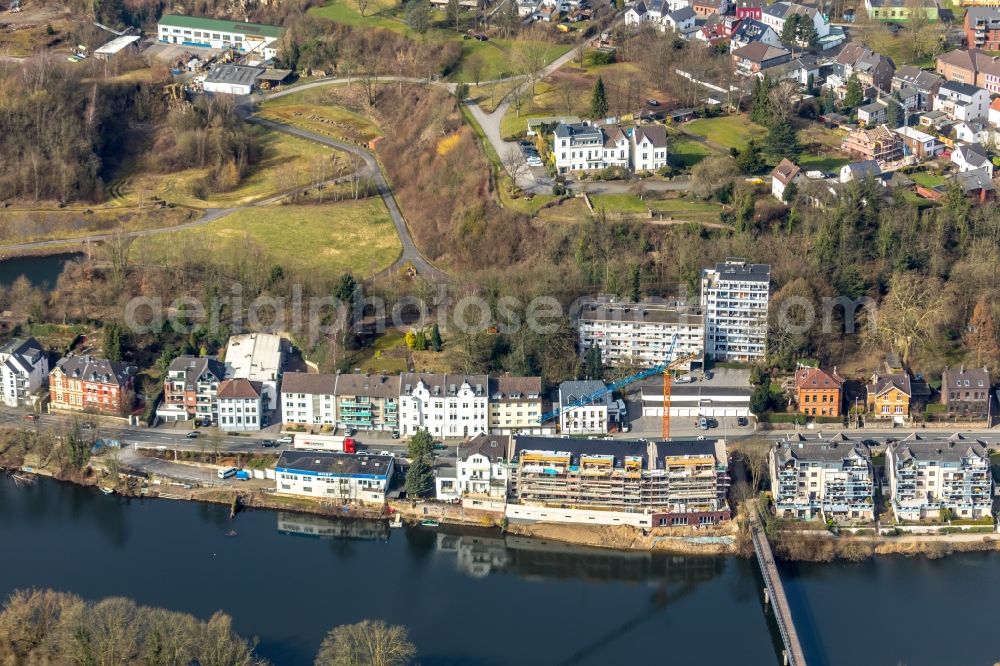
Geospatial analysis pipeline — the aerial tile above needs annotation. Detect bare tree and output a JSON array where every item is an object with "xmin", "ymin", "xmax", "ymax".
[
  {"xmin": 314, "ymin": 620, "xmax": 415, "ymax": 666},
  {"xmin": 738, "ymin": 438, "xmax": 771, "ymax": 494},
  {"xmin": 511, "ymin": 40, "xmax": 549, "ymax": 95},
  {"xmin": 355, "ymin": 0, "xmax": 371, "ymax": 16},
  {"xmin": 500, "ymin": 147, "xmax": 528, "ymax": 193},
  {"xmin": 467, "ymin": 52, "xmax": 485, "ymax": 87},
  {"xmin": 865, "ymin": 272, "xmax": 950, "ymax": 366},
  {"xmin": 104, "ymin": 226, "xmax": 135, "ymax": 289}
]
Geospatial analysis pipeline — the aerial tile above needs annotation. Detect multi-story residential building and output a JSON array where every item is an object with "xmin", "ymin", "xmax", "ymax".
[
  {"xmin": 576, "ymin": 295, "xmax": 704, "ymax": 369},
  {"xmin": 275, "ymin": 450, "xmax": 395, "ymax": 505},
  {"xmin": 866, "ymin": 369, "xmax": 911, "ymax": 421},
  {"xmin": 729, "ymin": 19, "xmax": 782, "ymax": 52},
  {"xmin": 0, "ymin": 337, "xmax": 47, "ymax": 408},
  {"xmin": 941, "ymin": 367, "xmax": 991, "ymax": 420},
  {"xmin": 447, "ymin": 433, "xmax": 512, "ymax": 500},
  {"xmin": 857, "ymin": 100, "xmax": 888, "ymax": 126},
  {"xmin": 280, "ymin": 372, "xmax": 337, "ymax": 426},
  {"xmin": 892, "ymin": 66, "xmax": 943, "ymax": 111},
  {"xmin": 156, "ymin": 15, "xmax": 284, "ymax": 60},
  {"xmin": 157, "ymin": 356, "xmax": 226, "ymax": 423},
  {"xmin": 933, "ymin": 80, "xmax": 990, "ymax": 121},
  {"xmin": 399, "ymin": 373, "xmax": 488, "ymax": 438},
  {"xmin": 701, "ymin": 259, "xmax": 770, "ymax": 362},
  {"xmin": 795, "ymin": 366, "xmax": 845, "ymax": 417},
  {"xmin": 769, "ymin": 436, "xmax": 875, "ymax": 521},
  {"xmin": 511, "ymin": 436, "xmax": 731, "ymax": 525},
  {"xmin": 864, "ymin": 0, "xmax": 937, "ymax": 20},
  {"xmin": 886, "ymin": 434, "xmax": 993, "ymax": 521},
  {"xmin": 333, "ymin": 373, "xmax": 401, "ymax": 433},
  {"xmin": 936, "ymin": 48, "xmax": 1000, "ymax": 94},
  {"xmin": 631, "ymin": 125, "xmax": 669, "ymax": 171},
  {"xmin": 224, "ymin": 333, "xmax": 284, "ymax": 411},
  {"xmin": 734, "ymin": 0, "xmax": 765, "ymax": 19},
  {"xmin": 965, "ymin": 7, "xmax": 1000, "ymax": 51},
  {"xmin": 831, "ymin": 43, "xmax": 895, "ymax": 93},
  {"xmin": 841, "ymin": 125, "xmax": 904, "ymax": 163},
  {"xmin": 690, "ymin": 0, "xmax": 728, "ymax": 16},
  {"xmin": 761, "ymin": 2, "xmax": 830, "ymax": 43},
  {"xmin": 894, "ymin": 126, "xmax": 945, "ymax": 160},
  {"xmin": 217, "ymin": 378, "xmax": 263, "ymax": 432},
  {"xmin": 558, "ymin": 380, "xmax": 611, "ymax": 434},
  {"xmin": 488, "ymin": 376, "xmax": 544, "ymax": 434},
  {"xmin": 49, "ymin": 356, "xmax": 135, "ymax": 416},
  {"xmin": 552, "ymin": 122, "xmax": 629, "ymax": 174}
]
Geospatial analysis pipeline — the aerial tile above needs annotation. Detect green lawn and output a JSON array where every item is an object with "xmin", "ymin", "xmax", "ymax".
[
  {"xmin": 684, "ymin": 116, "xmax": 762, "ymax": 151},
  {"xmin": 799, "ymin": 154, "xmax": 849, "ymax": 173},
  {"xmin": 670, "ymin": 137, "xmax": 712, "ymax": 168},
  {"xmin": 589, "ymin": 193, "xmax": 723, "ymax": 220},
  {"xmin": 909, "ymin": 171, "xmax": 946, "ymax": 188},
  {"xmin": 146, "ymin": 199, "xmax": 402, "ymax": 280}
]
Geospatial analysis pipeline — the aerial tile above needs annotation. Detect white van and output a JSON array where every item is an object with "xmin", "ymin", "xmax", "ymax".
[{"xmin": 217, "ymin": 467, "xmax": 238, "ymax": 479}]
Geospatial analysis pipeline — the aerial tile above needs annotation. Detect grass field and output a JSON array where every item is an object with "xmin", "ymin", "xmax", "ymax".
[
  {"xmin": 0, "ymin": 206, "xmax": 193, "ymax": 247},
  {"xmin": 258, "ymin": 91, "xmax": 382, "ymax": 144},
  {"xmin": 798, "ymin": 154, "xmax": 849, "ymax": 173},
  {"xmin": 684, "ymin": 116, "xmax": 762, "ymax": 151},
  {"xmin": 909, "ymin": 171, "xmax": 946, "ymax": 187},
  {"xmin": 670, "ymin": 137, "xmax": 713, "ymax": 168},
  {"xmin": 119, "ymin": 130, "xmax": 338, "ymax": 209},
  {"xmin": 146, "ymin": 199, "xmax": 402, "ymax": 280},
  {"xmin": 590, "ymin": 193, "xmax": 724, "ymax": 220}
]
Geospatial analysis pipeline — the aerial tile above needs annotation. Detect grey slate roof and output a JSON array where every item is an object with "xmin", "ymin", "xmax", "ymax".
[
  {"xmin": 942, "ymin": 366, "xmax": 990, "ymax": 390},
  {"xmin": 890, "ymin": 435, "xmax": 988, "ymax": 464},
  {"xmin": 773, "ymin": 439, "xmax": 871, "ymax": 465},
  {"xmin": 667, "ymin": 5, "xmax": 696, "ymax": 21},
  {"xmin": 710, "ymin": 259, "xmax": 771, "ymax": 282},
  {"xmin": 559, "ymin": 380, "xmax": 610, "ymax": 407},
  {"xmin": 334, "ymin": 373, "xmax": 401, "ymax": 399},
  {"xmin": 0, "ymin": 337, "xmax": 44, "ymax": 374},
  {"xmin": 167, "ymin": 355, "xmax": 226, "ymax": 388},
  {"xmin": 55, "ymin": 356, "xmax": 134, "ymax": 387},
  {"xmin": 204, "ymin": 64, "xmax": 264, "ymax": 87},
  {"xmin": 459, "ymin": 433, "xmax": 511, "ymax": 462},
  {"xmin": 632, "ymin": 124, "xmax": 668, "ymax": 148},
  {"xmin": 939, "ymin": 80, "xmax": 983, "ymax": 98}
]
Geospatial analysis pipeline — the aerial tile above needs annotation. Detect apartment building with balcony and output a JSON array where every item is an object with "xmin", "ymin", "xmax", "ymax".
[
  {"xmin": 576, "ymin": 295, "xmax": 704, "ymax": 370},
  {"xmin": 157, "ymin": 355, "xmax": 226, "ymax": 423},
  {"xmin": 510, "ymin": 435, "xmax": 730, "ymax": 525},
  {"xmin": 0, "ymin": 337, "xmax": 48, "ymax": 408},
  {"xmin": 933, "ymin": 80, "xmax": 990, "ymax": 121},
  {"xmin": 886, "ymin": 434, "xmax": 993, "ymax": 522},
  {"xmin": 399, "ymin": 373, "xmax": 489, "ymax": 438},
  {"xmin": 769, "ymin": 435, "xmax": 875, "ymax": 521},
  {"xmin": 334, "ymin": 373, "xmax": 401, "ymax": 433},
  {"xmin": 965, "ymin": 7, "xmax": 1000, "ymax": 51},
  {"xmin": 701, "ymin": 259, "xmax": 770, "ymax": 362}
]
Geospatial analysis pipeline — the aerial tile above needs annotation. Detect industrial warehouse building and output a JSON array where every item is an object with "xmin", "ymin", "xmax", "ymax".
[
  {"xmin": 157, "ymin": 14, "xmax": 285, "ymax": 60},
  {"xmin": 203, "ymin": 64, "xmax": 264, "ymax": 95},
  {"xmin": 639, "ymin": 379, "xmax": 752, "ymax": 419}
]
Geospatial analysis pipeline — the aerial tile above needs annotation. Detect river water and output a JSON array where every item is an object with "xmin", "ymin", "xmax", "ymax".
[
  {"xmin": 0, "ymin": 476, "xmax": 997, "ymax": 666},
  {"xmin": 0, "ymin": 252, "xmax": 82, "ymax": 290}
]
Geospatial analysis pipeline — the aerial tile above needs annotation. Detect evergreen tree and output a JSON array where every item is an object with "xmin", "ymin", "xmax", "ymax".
[
  {"xmin": 430, "ymin": 323, "xmax": 443, "ymax": 352},
  {"xmin": 103, "ymin": 322, "xmax": 123, "ymax": 363},
  {"xmin": 886, "ymin": 92, "xmax": 903, "ymax": 128},
  {"xmin": 334, "ymin": 273, "xmax": 357, "ymax": 306},
  {"xmin": 628, "ymin": 264, "xmax": 641, "ymax": 302},
  {"xmin": 590, "ymin": 77, "xmax": 608, "ymax": 119},
  {"xmin": 783, "ymin": 180, "xmax": 799, "ymax": 204},
  {"xmin": 780, "ymin": 14, "xmax": 801, "ymax": 46},
  {"xmin": 843, "ymin": 73, "xmax": 863, "ymax": 109},
  {"xmin": 735, "ymin": 139, "xmax": 764, "ymax": 174},
  {"xmin": 749, "ymin": 77, "xmax": 774, "ymax": 126},
  {"xmin": 404, "ymin": 430, "xmax": 435, "ymax": 497},
  {"xmin": 766, "ymin": 120, "xmax": 801, "ymax": 157},
  {"xmin": 798, "ymin": 20, "xmax": 818, "ymax": 49},
  {"xmin": 584, "ymin": 345, "xmax": 602, "ymax": 379}
]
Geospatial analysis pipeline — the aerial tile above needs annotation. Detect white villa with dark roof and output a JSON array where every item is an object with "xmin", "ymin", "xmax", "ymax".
[
  {"xmin": 552, "ymin": 122, "xmax": 666, "ymax": 174},
  {"xmin": 0, "ymin": 337, "xmax": 47, "ymax": 408}
]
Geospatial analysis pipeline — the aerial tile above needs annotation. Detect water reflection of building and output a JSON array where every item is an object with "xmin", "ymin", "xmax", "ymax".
[
  {"xmin": 277, "ymin": 512, "xmax": 389, "ymax": 541},
  {"xmin": 435, "ymin": 532, "xmax": 725, "ymax": 584}
]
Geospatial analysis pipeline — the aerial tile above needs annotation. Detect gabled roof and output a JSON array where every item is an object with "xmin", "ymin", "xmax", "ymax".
[
  {"xmin": 890, "ymin": 437, "xmax": 988, "ymax": 464},
  {"xmin": 632, "ymin": 124, "xmax": 668, "ymax": 148},
  {"xmin": 939, "ymin": 79, "xmax": 984, "ymax": 98},
  {"xmin": 955, "ymin": 166, "xmax": 995, "ymax": 192},
  {"xmin": 281, "ymin": 371, "xmax": 337, "ymax": 396},
  {"xmin": 867, "ymin": 371, "xmax": 910, "ymax": 398},
  {"xmin": 54, "ymin": 356, "xmax": 134, "ymax": 387},
  {"xmin": 459, "ymin": 434, "xmax": 511, "ymax": 463},
  {"xmin": 667, "ymin": 5, "xmax": 696, "ymax": 21},
  {"xmin": 158, "ymin": 14, "xmax": 285, "ymax": 38},
  {"xmin": 333, "ymin": 373, "xmax": 401, "ymax": 399},
  {"xmin": 954, "ymin": 142, "xmax": 991, "ymax": 168},
  {"xmin": 218, "ymin": 378, "xmax": 262, "ymax": 400},
  {"xmin": 733, "ymin": 41, "xmax": 789, "ymax": 63},
  {"xmin": 773, "ymin": 438, "xmax": 871, "ymax": 466},
  {"xmin": 942, "ymin": 366, "xmax": 990, "ymax": 390},
  {"xmin": 167, "ymin": 355, "xmax": 226, "ymax": 388},
  {"xmin": 559, "ymin": 380, "xmax": 610, "ymax": 407},
  {"xmin": 844, "ymin": 160, "xmax": 882, "ymax": 178},
  {"xmin": 772, "ymin": 158, "xmax": 801, "ymax": 185},
  {"xmin": 489, "ymin": 376, "xmax": 542, "ymax": 401},
  {"xmin": 795, "ymin": 366, "xmax": 844, "ymax": 390},
  {"xmin": 602, "ymin": 124, "xmax": 628, "ymax": 148},
  {"xmin": 893, "ymin": 65, "xmax": 942, "ymax": 92}
]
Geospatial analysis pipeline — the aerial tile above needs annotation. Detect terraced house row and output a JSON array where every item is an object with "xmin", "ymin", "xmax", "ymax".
[{"xmin": 281, "ymin": 372, "xmax": 547, "ymax": 438}]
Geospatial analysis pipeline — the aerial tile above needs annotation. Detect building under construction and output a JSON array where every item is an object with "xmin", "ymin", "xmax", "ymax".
[{"xmin": 510, "ymin": 436, "xmax": 731, "ymax": 525}]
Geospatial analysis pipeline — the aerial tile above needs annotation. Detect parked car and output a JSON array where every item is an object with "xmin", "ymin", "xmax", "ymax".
[
  {"xmin": 737, "ymin": 416, "xmax": 748, "ymax": 427},
  {"xmin": 185, "ymin": 431, "xmax": 199, "ymax": 438},
  {"xmin": 346, "ymin": 428, "xmax": 357, "ymax": 436},
  {"xmin": 432, "ymin": 443, "xmax": 447, "ymax": 450},
  {"xmin": 698, "ymin": 417, "xmax": 708, "ymax": 430},
  {"xmin": 261, "ymin": 439, "xmax": 278, "ymax": 448},
  {"xmin": 378, "ymin": 450, "xmax": 396, "ymax": 457},
  {"xmin": 391, "ymin": 431, "xmax": 400, "ymax": 439},
  {"xmin": 675, "ymin": 375, "xmax": 694, "ymax": 384},
  {"xmin": 277, "ymin": 435, "xmax": 294, "ymax": 444},
  {"xmin": 646, "ymin": 98, "xmax": 660, "ymax": 106}
]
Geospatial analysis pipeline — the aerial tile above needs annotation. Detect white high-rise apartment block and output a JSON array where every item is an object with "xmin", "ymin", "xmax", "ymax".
[
  {"xmin": 576, "ymin": 296, "xmax": 703, "ymax": 369},
  {"xmin": 399, "ymin": 373, "xmax": 488, "ymax": 438},
  {"xmin": 701, "ymin": 259, "xmax": 770, "ymax": 362}
]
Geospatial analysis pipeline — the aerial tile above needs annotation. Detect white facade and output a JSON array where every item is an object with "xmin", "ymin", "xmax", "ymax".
[
  {"xmin": 553, "ymin": 122, "xmax": 630, "ymax": 173},
  {"xmin": 760, "ymin": 2, "xmax": 830, "ymax": 40},
  {"xmin": 399, "ymin": 373, "xmax": 488, "ymax": 438},
  {"xmin": 558, "ymin": 380, "xmax": 610, "ymax": 434},
  {"xmin": 631, "ymin": 127, "xmax": 669, "ymax": 171},
  {"xmin": 276, "ymin": 451, "xmax": 394, "ymax": 505},
  {"xmin": 448, "ymin": 435, "xmax": 511, "ymax": 500},
  {"xmin": 887, "ymin": 437, "xmax": 993, "ymax": 522},
  {"xmin": 280, "ymin": 373, "xmax": 337, "ymax": 426},
  {"xmin": 156, "ymin": 15, "xmax": 283, "ymax": 60},
  {"xmin": 640, "ymin": 381, "xmax": 751, "ymax": 418},
  {"xmin": 576, "ymin": 296, "xmax": 703, "ymax": 368},
  {"xmin": 217, "ymin": 380, "xmax": 263, "ymax": 432},
  {"xmin": 701, "ymin": 260, "xmax": 771, "ymax": 362},
  {"xmin": 769, "ymin": 438, "xmax": 875, "ymax": 521},
  {"xmin": 933, "ymin": 82, "xmax": 990, "ymax": 122},
  {"xmin": 225, "ymin": 333, "xmax": 284, "ymax": 410},
  {"xmin": 0, "ymin": 338, "xmax": 47, "ymax": 408}
]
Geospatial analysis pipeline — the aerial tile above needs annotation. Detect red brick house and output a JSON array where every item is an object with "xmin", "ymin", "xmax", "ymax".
[{"xmin": 50, "ymin": 356, "xmax": 136, "ymax": 416}]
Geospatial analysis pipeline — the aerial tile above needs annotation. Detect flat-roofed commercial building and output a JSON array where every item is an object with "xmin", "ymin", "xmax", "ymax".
[
  {"xmin": 275, "ymin": 451, "xmax": 395, "ymax": 505},
  {"xmin": 157, "ymin": 14, "xmax": 285, "ymax": 60}
]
